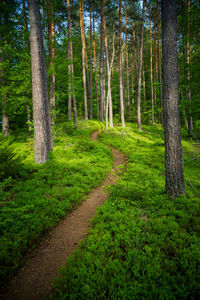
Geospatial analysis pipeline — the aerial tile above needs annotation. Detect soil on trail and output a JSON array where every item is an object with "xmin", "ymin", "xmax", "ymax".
[{"xmin": 1, "ymin": 130, "xmax": 125, "ymax": 300}]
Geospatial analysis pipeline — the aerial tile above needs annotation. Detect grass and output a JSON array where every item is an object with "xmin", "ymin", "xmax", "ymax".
[
  {"xmin": 50, "ymin": 123, "xmax": 200, "ymax": 299},
  {"xmin": 0, "ymin": 120, "xmax": 113, "ymax": 288}
]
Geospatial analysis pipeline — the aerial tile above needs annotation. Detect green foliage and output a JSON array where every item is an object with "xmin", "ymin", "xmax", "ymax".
[
  {"xmin": 0, "ymin": 121, "xmax": 112, "ymax": 287},
  {"xmin": 51, "ymin": 124, "xmax": 200, "ymax": 299}
]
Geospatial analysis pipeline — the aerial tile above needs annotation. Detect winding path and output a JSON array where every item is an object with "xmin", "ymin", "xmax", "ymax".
[{"xmin": 1, "ymin": 131, "xmax": 125, "ymax": 300}]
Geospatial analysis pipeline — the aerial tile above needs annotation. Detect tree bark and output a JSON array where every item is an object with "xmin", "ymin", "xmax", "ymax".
[
  {"xmin": 187, "ymin": 0, "xmax": 193, "ymax": 136},
  {"xmin": 149, "ymin": 5, "xmax": 154, "ymax": 125},
  {"xmin": 79, "ymin": 0, "xmax": 88, "ymax": 121},
  {"xmin": 46, "ymin": 0, "xmax": 55, "ymax": 125},
  {"xmin": 23, "ymin": 0, "xmax": 32, "ymax": 132},
  {"xmin": 28, "ymin": 0, "xmax": 53, "ymax": 163},
  {"xmin": 102, "ymin": 5, "xmax": 114, "ymax": 128},
  {"xmin": 153, "ymin": 23, "xmax": 158, "ymax": 105},
  {"xmin": 89, "ymin": 4, "xmax": 93, "ymax": 119},
  {"xmin": 137, "ymin": 0, "xmax": 146, "ymax": 131},
  {"xmin": 66, "ymin": 0, "xmax": 78, "ymax": 127},
  {"xmin": 157, "ymin": 0, "xmax": 163, "ymax": 125},
  {"xmin": 142, "ymin": 62, "xmax": 146, "ymax": 109},
  {"xmin": 92, "ymin": 12, "xmax": 99, "ymax": 118},
  {"xmin": 161, "ymin": 0, "xmax": 185, "ymax": 197},
  {"xmin": 125, "ymin": 0, "xmax": 130, "ymax": 112},
  {"xmin": 119, "ymin": 0, "xmax": 125, "ymax": 128},
  {"xmin": 100, "ymin": 0, "xmax": 105, "ymax": 122}
]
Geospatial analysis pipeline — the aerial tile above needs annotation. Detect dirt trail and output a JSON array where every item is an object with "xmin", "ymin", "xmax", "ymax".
[{"xmin": 1, "ymin": 130, "xmax": 125, "ymax": 300}]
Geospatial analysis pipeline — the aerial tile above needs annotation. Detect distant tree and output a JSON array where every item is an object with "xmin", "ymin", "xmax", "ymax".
[
  {"xmin": 79, "ymin": 0, "xmax": 88, "ymax": 121},
  {"xmin": 119, "ymin": 0, "xmax": 125, "ymax": 128},
  {"xmin": 28, "ymin": 0, "xmax": 53, "ymax": 163},
  {"xmin": 161, "ymin": 0, "xmax": 185, "ymax": 197},
  {"xmin": 137, "ymin": 0, "xmax": 145, "ymax": 131},
  {"xmin": 66, "ymin": 0, "xmax": 78, "ymax": 127}
]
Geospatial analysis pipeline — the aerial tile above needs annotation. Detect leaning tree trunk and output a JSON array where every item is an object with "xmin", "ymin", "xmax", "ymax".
[
  {"xmin": 67, "ymin": 0, "xmax": 78, "ymax": 127},
  {"xmin": 149, "ymin": 5, "xmax": 154, "ymax": 125},
  {"xmin": 119, "ymin": 0, "xmax": 125, "ymax": 128},
  {"xmin": 92, "ymin": 12, "xmax": 99, "ymax": 118},
  {"xmin": 28, "ymin": 0, "xmax": 53, "ymax": 163},
  {"xmin": 79, "ymin": 0, "xmax": 88, "ymax": 121},
  {"xmin": 46, "ymin": 0, "xmax": 55, "ymax": 125},
  {"xmin": 161, "ymin": 0, "xmax": 185, "ymax": 197},
  {"xmin": 137, "ymin": 0, "xmax": 146, "ymax": 131}
]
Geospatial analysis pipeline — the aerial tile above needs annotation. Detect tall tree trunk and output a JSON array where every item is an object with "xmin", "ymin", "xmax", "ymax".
[
  {"xmin": 23, "ymin": 0, "xmax": 32, "ymax": 132},
  {"xmin": 66, "ymin": 0, "xmax": 78, "ymax": 127},
  {"xmin": 100, "ymin": 0, "xmax": 105, "ymax": 122},
  {"xmin": 125, "ymin": 0, "xmax": 130, "ymax": 112},
  {"xmin": 142, "ymin": 62, "xmax": 146, "ymax": 108},
  {"xmin": 28, "ymin": 0, "xmax": 53, "ymax": 163},
  {"xmin": 187, "ymin": 0, "xmax": 193, "ymax": 136},
  {"xmin": 153, "ymin": 23, "xmax": 158, "ymax": 106},
  {"xmin": 102, "ymin": 4, "xmax": 114, "ymax": 128},
  {"xmin": 0, "ymin": 4, "xmax": 10, "ymax": 136},
  {"xmin": 92, "ymin": 12, "xmax": 99, "ymax": 118},
  {"xmin": 132, "ymin": 20, "xmax": 138, "ymax": 77},
  {"xmin": 149, "ymin": 5, "xmax": 154, "ymax": 125},
  {"xmin": 137, "ymin": 0, "xmax": 146, "ymax": 131},
  {"xmin": 157, "ymin": 0, "xmax": 163, "ymax": 125},
  {"xmin": 89, "ymin": 4, "xmax": 93, "ymax": 119},
  {"xmin": 161, "ymin": 0, "xmax": 185, "ymax": 197},
  {"xmin": 46, "ymin": 0, "xmax": 55, "ymax": 125},
  {"xmin": 130, "ymin": 48, "xmax": 134, "ymax": 105},
  {"xmin": 79, "ymin": 0, "xmax": 88, "ymax": 121},
  {"xmin": 119, "ymin": 0, "xmax": 125, "ymax": 128}
]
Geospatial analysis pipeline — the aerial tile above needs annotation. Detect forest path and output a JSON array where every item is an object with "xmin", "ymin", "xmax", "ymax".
[{"xmin": 1, "ymin": 130, "xmax": 125, "ymax": 300}]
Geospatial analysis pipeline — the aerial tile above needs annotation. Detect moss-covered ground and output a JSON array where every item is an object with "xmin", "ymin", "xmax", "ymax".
[{"xmin": 50, "ymin": 123, "xmax": 200, "ymax": 299}]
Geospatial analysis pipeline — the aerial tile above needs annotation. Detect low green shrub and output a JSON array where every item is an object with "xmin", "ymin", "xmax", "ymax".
[
  {"xmin": 51, "ymin": 124, "xmax": 200, "ymax": 299},
  {"xmin": 0, "ymin": 121, "xmax": 112, "ymax": 287}
]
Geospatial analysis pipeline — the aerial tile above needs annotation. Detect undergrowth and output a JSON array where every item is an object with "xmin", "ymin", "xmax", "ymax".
[
  {"xmin": 0, "ymin": 120, "xmax": 112, "ymax": 288},
  {"xmin": 51, "ymin": 123, "xmax": 200, "ymax": 299}
]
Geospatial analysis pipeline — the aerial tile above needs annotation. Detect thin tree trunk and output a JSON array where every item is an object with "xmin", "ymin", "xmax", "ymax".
[
  {"xmin": 100, "ymin": 0, "xmax": 105, "ymax": 122},
  {"xmin": 137, "ymin": 0, "xmax": 146, "ymax": 131},
  {"xmin": 79, "ymin": 0, "xmax": 88, "ymax": 121},
  {"xmin": 67, "ymin": 0, "xmax": 78, "ymax": 127},
  {"xmin": 161, "ymin": 0, "xmax": 185, "ymax": 197},
  {"xmin": 130, "ymin": 48, "xmax": 134, "ymax": 105},
  {"xmin": 102, "ymin": 5, "xmax": 114, "ymax": 128},
  {"xmin": 23, "ymin": 0, "xmax": 32, "ymax": 132},
  {"xmin": 28, "ymin": 0, "xmax": 53, "ymax": 163},
  {"xmin": 187, "ymin": 0, "xmax": 193, "ymax": 136},
  {"xmin": 46, "ymin": 0, "xmax": 55, "ymax": 125},
  {"xmin": 125, "ymin": 0, "xmax": 130, "ymax": 112},
  {"xmin": 149, "ymin": 5, "xmax": 154, "ymax": 125},
  {"xmin": 153, "ymin": 24, "xmax": 158, "ymax": 105},
  {"xmin": 0, "ymin": 4, "xmax": 10, "ymax": 136},
  {"xmin": 92, "ymin": 12, "xmax": 99, "ymax": 118},
  {"xmin": 133, "ymin": 20, "xmax": 138, "ymax": 77},
  {"xmin": 119, "ymin": 0, "xmax": 125, "ymax": 128},
  {"xmin": 2, "ymin": 101, "xmax": 10, "ymax": 136},
  {"xmin": 157, "ymin": 0, "xmax": 163, "ymax": 125},
  {"xmin": 89, "ymin": 4, "xmax": 93, "ymax": 119},
  {"xmin": 142, "ymin": 62, "xmax": 146, "ymax": 109}
]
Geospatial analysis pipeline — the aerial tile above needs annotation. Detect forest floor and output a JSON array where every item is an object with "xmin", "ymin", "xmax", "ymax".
[{"xmin": 1, "ymin": 130, "xmax": 125, "ymax": 300}]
